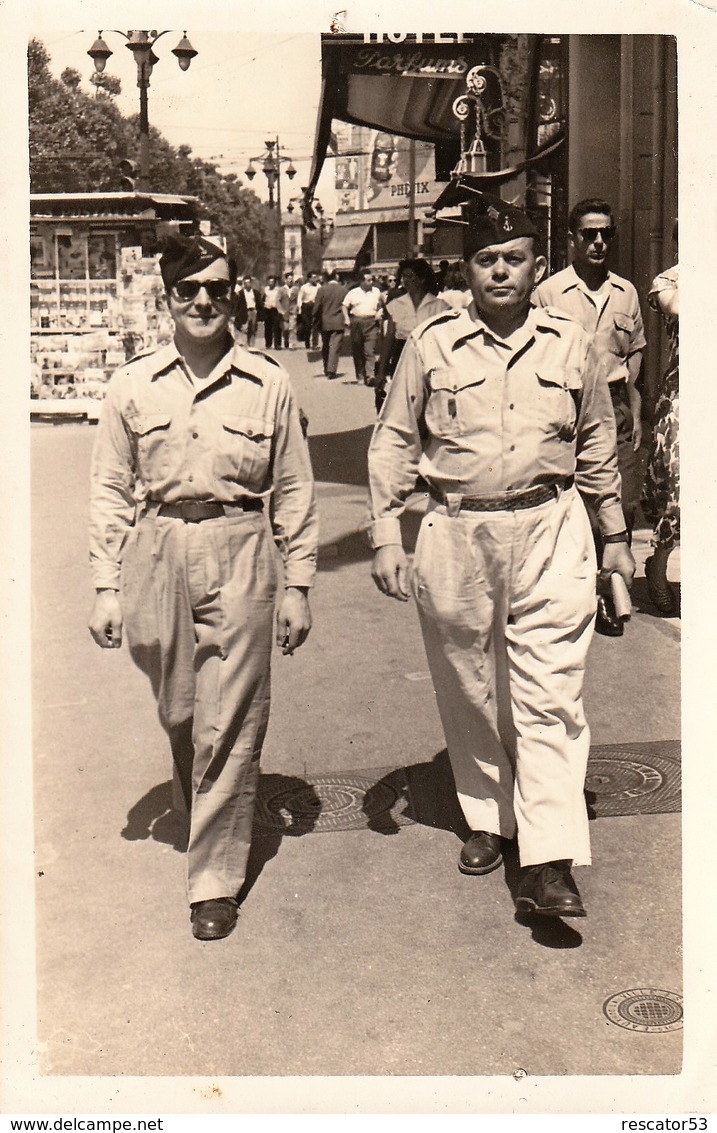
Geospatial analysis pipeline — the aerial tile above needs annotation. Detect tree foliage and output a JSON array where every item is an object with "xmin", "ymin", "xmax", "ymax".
[{"xmin": 28, "ymin": 38, "xmax": 278, "ymax": 275}]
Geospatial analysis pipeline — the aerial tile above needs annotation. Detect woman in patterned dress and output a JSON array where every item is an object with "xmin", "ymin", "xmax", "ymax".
[{"xmin": 641, "ymin": 244, "xmax": 679, "ymax": 615}]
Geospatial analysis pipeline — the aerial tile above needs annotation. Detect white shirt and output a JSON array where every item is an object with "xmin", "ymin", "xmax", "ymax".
[
  {"xmin": 297, "ymin": 281, "xmax": 320, "ymax": 308},
  {"xmin": 342, "ymin": 285, "xmax": 383, "ymax": 320}
]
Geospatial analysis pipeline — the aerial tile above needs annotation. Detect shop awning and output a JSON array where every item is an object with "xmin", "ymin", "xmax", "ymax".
[
  {"xmin": 322, "ymin": 223, "xmax": 371, "ymax": 264},
  {"xmin": 305, "ymin": 33, "xmax": 567, "ymax": 215},
  {"xmin": 305, "ymin": 34, "xmax": 514, "ymax": 205}
]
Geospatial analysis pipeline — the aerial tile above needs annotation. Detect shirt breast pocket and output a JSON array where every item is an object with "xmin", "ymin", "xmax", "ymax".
[
  {"xmin": 214, "ymin": 413, "xmax": 274, "ymax": 490},
  {"xmin": 127, "ymin": 411, "xmax": 173, "ymax": 478},
  {"xmin": 611, "ymin": 312, "xmax": 635, "ymax": 353},
  {"xmin": 425, "ymin": 367, "xmax": 485, "ymax": 438},
  {"xmin": 535, "ymin": 368, "xmax": 582, "ymax": 442}
]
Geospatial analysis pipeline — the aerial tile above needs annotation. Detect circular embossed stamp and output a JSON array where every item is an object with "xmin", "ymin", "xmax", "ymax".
[{"xmin": 603, "ymin": 988, "xmax": 683, "ymax": 1033}]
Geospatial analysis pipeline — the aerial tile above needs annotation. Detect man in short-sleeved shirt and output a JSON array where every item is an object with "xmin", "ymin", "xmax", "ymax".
[
  {"xmin": 341, "ymin": 269, "xmax": 384, "ymax": 384},
  {"xmin": 368, "ymin": 195, "xmax": 634, "ymax": 920},
  {"xmin": 88, "ymin": 235, "xmax": 318, "ymax": 941},
  {"xmin": 533, "ymin": 199, "xmax": 645, "ymax": 636}
]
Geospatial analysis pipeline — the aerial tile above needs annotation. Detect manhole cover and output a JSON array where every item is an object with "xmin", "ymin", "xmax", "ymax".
[
  {"xmin": 603, "ymin": 989, "xmax": 683, "ymax": 1033},
  {"xmin": 254, "ymin": 772, "xmax": 413, "ymax": 834},
  {"xmin": 585, "ymin": 743, "xmax": 680, "ymax": 816}
]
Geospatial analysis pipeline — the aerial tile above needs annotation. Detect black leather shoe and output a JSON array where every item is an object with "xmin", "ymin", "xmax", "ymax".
[
  {"xmin": 595, "ymin": 594, "xmax": 623, "ymax": 637},
  {"xmin": 458, "ymin": 831, "xmax": 504, "ymax": 875},
  {"xmin": 516, "ymin": 860, "xmax": 586, "ymax": 917},
  {"xmin": 190, "ymin": 897, "xmax": 238, "ymax": 940}
]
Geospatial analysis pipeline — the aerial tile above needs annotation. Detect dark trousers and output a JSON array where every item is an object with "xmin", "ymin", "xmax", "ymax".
[
  {"xmin": 244, "ymin": 310, "xmax": 258, "ymax": 347},
  {"xmin": 264, "ymin": 308, "xmax": 282, "ymax": 349},
  {"xmin": 321, "ymin": 329, "xmax": 344, "ymax": 377},
  {"xmin": 301, "ymin": 304, "xmax": 318, "ymax": 348},
  {"xmin": 349, "ymin": 316, "xmax": 380, "ymax": 382}
]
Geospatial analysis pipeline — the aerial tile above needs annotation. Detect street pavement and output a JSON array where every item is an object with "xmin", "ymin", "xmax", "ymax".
[{"xmin": 28, "ymin": 338, "xmax": 685, "ymax": 1096}]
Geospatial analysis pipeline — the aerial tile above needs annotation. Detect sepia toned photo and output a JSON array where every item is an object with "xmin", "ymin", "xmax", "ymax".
[{"xmin": 3, "ymin": 0, "xmax": 715, "ymax": 1120}]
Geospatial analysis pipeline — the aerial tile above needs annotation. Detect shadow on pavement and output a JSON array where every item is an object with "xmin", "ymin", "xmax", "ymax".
[
  {"xmin": 308, "ymin": 425, "xmax": 373, "ymax": 487},
  {"xmin": 318, "ymin": 507, "xmax": 423, "ymax": 570},
  {"xmin": 121, "ymin": 773, "xmax": 322, "ymax": 908},
  {"xmin": 121, "ymin": 780, "xmax": 188, "ymax": 852}
]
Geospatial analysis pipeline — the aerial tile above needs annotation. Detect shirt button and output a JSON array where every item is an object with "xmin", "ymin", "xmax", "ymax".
[
  {"xmin": 510, "ymin": 444, "xmax": 515, "ymax": 451},
  {"xmin": 509, "ymin": 403, "xmax": 515, "ymax": 410},
  {"xmin": 192, "ymin": 431, "xmax": 199, "ymax": 439},
  {"xmin": 187, "ymin": 475, "xmax": 194, "ymax": 482}
]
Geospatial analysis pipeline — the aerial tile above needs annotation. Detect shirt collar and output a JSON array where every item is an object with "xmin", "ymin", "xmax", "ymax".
[
  {"xmin": 563, "ymin": 263, "xmax": 625, "ymax": 294},
  {"xmin": 148, "ymin": 337, "xmax": 265, "ymax": 385},
  {"xmin": 452, "ymin": 302, "xmax": 544, "ymax": 349}
]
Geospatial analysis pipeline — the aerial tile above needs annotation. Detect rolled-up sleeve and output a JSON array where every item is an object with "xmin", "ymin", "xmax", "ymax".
[
  {"xmin": 270, "ymin": 382, "xmax": 318, "ymax": 588},
  {"xmin": 575, "ymin": 341, "xmax": 627, "ymax": 536},
  {"xmin": 367, "ymin": 335, "xmax": 427, "ymax": 548},
  {"xmin": 89, "ymin": 375, "xmax": 137, "ymax": 590}
]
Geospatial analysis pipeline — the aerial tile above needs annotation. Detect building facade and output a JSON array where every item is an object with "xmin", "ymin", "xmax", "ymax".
[{"xmin": 309, "ymin": 33, "xmax": 677, "ymax": 403}]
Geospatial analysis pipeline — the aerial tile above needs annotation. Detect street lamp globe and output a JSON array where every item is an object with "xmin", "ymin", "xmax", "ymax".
[
  {"xmin": 172, "ymin": 34, "xmax": 198, "ymax": 72},
  {"xmin": 87, "ymin": 34, "xmax": 113, "ymax": 74}
]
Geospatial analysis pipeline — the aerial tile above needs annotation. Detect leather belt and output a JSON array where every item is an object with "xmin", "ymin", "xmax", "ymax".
[
  {"xmin": 145, "ymin": 498, "xmax": 263, "ymax": 522},
  {"xmin": 429, "ymin": 477, "xmax": 574, "ymax": 514}
]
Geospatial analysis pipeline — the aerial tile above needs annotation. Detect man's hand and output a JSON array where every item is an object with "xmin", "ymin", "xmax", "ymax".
[
  {"xmin": 632, "ymin": 418, "xmax": 643, "ymax": 452},
  {"xmin": 600, "ymin": 542, "xmax": 636, "ymax": 591},
  {"xmin": 276, "ymin": 587, "xmax": 312, "ymax": 655},
  {"xmin": 372, "ymin": 545, "xmax": 410, "ymax": 601},
  {"xmin": 88, "ymin": 589, "xmax": 123, "ymax": 649}
]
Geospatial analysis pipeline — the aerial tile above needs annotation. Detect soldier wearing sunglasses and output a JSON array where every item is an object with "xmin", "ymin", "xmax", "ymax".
[
  {"xmin": 88, "ymin": 234, "xmax": 318, "ymax": 942},
  {"xmin": 533, "ymin": 199, "xmax": 645, "ymax": 635}
]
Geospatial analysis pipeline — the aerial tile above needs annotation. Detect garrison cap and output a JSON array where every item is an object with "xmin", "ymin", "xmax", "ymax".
[
  {"xmin": 463, "ymin": 193, "xmax": 539, "ymax": 258},
  {"xmin": 159, "ymin": 234, "xmax": 237, "ymax": 290}
]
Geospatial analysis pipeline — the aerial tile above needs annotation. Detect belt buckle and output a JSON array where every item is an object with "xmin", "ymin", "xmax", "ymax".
[
  {"xmin": 180, "ymin": 500, "xmax": 209, "ymax": 522},
  {"xmin": 444, "ymin": 492, "xmax": 462, "ymax": 518}
]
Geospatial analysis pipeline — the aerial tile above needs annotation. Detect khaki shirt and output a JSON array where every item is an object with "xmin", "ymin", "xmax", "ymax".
[
  {"xmin": 368, "ymin": 303, "xmax": 626, "ymax": 547},
  {"xmin": 532, "ymin": 265, "xmax": 646, "ymax": 385},
  {"xmin": 89, "ymin": 339, "xmax": 318, "ymax": 590},
  {"xmin": 386, "ymin": 292, "xmax": 450, "ymax": 341}
]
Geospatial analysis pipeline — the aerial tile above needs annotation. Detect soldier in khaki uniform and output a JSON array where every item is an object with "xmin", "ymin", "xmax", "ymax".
[
  {"xmin": 368, "ymin": 197, "xmax": 634, "ymax": 918},
  {"xmin": 533, "ymin": 198, "xmax": 645, "ymax": 635},
  {"xmin": 88, "ymin": 235, "xmax": 318, "ymax": 941}
]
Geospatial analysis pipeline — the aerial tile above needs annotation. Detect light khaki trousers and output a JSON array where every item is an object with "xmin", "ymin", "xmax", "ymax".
[
  {"xmin": 411, "ymin": 486, "xmax": 597, "ymax": 867},
  {"xmin": 121, "ymin": 512, "xmax": 277, "ymax": 903}
]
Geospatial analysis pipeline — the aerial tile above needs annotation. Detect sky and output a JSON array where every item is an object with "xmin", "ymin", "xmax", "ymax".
[{"xmin": 32, "ymin": 29, "xmax": 338, "ymax": 211}]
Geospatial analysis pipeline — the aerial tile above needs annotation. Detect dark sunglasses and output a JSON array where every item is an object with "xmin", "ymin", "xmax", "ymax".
[
  {"xmin": 171, "ymin": 278, "xmax": 233, "ymax": 303},
  {"xmin": 577, "ymin": 226, "xmax": 616, "ymax": 243}
]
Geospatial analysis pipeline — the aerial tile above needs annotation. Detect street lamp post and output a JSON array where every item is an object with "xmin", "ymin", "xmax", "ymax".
[
  {"xmin": 244, "ymin": 138, "xmax": 297, "ymax": 275},
  {"xmin": 88, "ymin": 30, "xmax": 198, "ymax": 192}
]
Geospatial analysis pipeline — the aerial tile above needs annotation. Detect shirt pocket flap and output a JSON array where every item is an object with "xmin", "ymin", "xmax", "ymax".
[
  {"xmin": 613, "ymin": 312, "xmax": 634, "ymax": 332},
  {"xmin": 427, "ymin": 367, "xmax": 485, "ymax": 394},
  {"xmin": 536, "ymin": 367, "xmax": 582, "ymax": 391},
  {"xmin": 130, "ymin": 412, "xmax": 172, "ymax": 436},
  {"xmin": 221, "ymin": 414, "xmax": 274, "ymax": 440}
]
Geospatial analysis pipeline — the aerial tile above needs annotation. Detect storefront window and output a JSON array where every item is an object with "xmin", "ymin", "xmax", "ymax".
[{"xmin": 88, "ymin": 234, "xmax": 117, "ymax": 280}]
